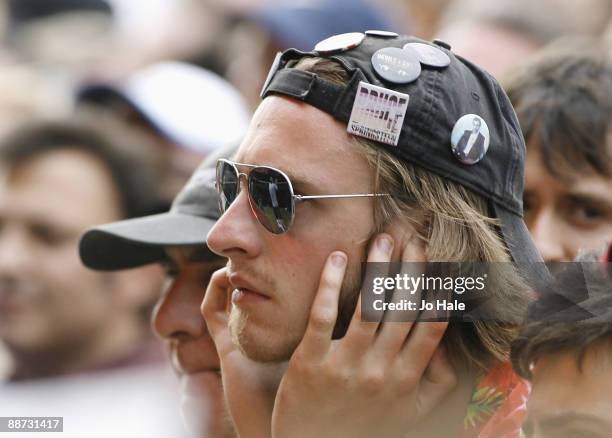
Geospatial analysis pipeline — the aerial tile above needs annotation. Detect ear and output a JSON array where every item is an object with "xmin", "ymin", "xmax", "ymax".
[{"xmin": 109, "ymin": 265, "xmax": 165, "ymax": 312}]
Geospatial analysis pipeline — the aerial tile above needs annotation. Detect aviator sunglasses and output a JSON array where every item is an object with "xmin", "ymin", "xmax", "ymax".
[{"xmin": 216, "ymin": 158, "xmax": 388, "ymax": 234}]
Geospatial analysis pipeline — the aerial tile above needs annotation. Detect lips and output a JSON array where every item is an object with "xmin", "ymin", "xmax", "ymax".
[
  {"xmin": 232, "ymin": 288, "xmax": 272, "ymax": 306},
  {"xmin": 227, "ymin": 272, "xmax": 270, "ymax": 299}
]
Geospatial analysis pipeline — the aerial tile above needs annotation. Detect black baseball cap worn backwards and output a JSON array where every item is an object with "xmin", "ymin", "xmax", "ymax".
[{"xmin": 260, "ymin": 31, "xmax": 549, "ymax": 286}]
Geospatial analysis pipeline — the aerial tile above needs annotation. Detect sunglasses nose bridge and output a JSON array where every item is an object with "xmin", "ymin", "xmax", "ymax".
[
  {"xmin": 232, "ymin": 171, "xmax": 261, "ymax": 224},
  {"xmin": 224, "ymin": 164, "xmax": 248, "ymax": 191}
]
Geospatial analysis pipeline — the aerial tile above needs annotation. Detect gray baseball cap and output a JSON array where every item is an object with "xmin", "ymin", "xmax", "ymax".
[{"xmin": 79, "ymin": 144, "xmax": 236, "ymax": 271}]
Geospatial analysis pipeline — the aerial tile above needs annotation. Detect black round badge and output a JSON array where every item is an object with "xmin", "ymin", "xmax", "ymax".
[
  {"xmin": 314, "ymin": 32, "xmax": 365, "ymax": 55},
  {"xmin": 371, "ymin": 46, "xmax": 421, "ymax": 84},
  {"xmin": 403, "ymin": 42, "xmax": 450, "ymax": 68}
]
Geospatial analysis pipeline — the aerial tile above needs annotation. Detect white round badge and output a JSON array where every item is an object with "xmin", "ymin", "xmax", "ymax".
[
  {"xmin": 450, "ymin": 114, "xmax": 490, "ymax": 165},
  {"xmin": 314, "ymin": 32, "xmax": 365, "ymax": 55}
]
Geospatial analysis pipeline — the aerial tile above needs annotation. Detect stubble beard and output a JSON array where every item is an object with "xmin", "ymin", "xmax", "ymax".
[{"xmin": 228, "ymin": 261, "xmax": 363, "ymax": 363}]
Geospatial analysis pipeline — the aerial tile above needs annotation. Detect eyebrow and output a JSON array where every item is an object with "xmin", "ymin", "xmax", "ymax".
[
  {"xmin": 283, "ymin": 172, "xmax": 320, "ymax": 193},
  {"xmin": 565, "ymin": 192, "xmax": 612, "ymax": 212}
]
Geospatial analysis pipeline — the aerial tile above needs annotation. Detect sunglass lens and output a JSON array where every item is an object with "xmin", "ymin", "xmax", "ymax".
[
  {"xmin": 217, "ymin": 160, "xmax": 238, "ymax": 213},
  {"xmin": 248, "ymin": 167, "xmax": 293, "ymax": 234}
]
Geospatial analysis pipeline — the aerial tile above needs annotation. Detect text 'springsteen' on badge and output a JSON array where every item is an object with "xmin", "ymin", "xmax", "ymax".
[{"xmin": 347, "ymin": 81, "xmax": 409, "ymax": 147}]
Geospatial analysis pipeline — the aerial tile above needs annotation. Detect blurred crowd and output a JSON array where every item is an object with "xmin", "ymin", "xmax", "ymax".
[{"xmin": 0, "ymin": 0, "xmax": 610, "ymax": 437}]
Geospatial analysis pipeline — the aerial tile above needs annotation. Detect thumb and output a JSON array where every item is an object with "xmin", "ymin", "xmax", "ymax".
[{"xmin": 201, "ymin": 267, "xmax": 232, "ymax": 340}]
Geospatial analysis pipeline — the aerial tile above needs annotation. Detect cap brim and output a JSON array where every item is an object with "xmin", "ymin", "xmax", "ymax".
[
  {"xmin": 491, "ymin": 202, "xmax": 552, "ymax": 289},
  {"xmin": 79, "ymin": 212, "xmax": 217, "ymax": 271}
]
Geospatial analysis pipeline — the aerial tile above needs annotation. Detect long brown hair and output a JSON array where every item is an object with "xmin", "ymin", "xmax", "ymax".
[{"xmin": 291, "ymin": 57, "xmax": 530, "ymax": 372}]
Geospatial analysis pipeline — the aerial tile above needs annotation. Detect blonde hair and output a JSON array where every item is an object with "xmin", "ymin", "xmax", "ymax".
[{"xmin": 292, "ymin": 57, "xmax": 529, "ymax": 372}]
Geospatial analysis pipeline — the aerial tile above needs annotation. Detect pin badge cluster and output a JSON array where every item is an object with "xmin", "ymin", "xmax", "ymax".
[{"xmin": 310, "ymin": 32, "xmax": 489, "ymax": 164}]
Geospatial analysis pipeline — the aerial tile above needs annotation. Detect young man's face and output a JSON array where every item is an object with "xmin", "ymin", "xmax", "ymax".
[
  {"xmin": 524, "ymin": 141, "xmax": 612, "ymax": 262},
  {"xmin": 524, "ymin": 344, "xmax": 612, "ymax": 438},
  {"xmin": 206, "ymin": 96, "xmax": 377, "ymax": 363},
  {"xmin": 152, "ymin": 247, "xmax": 232, "ymax": 438}
]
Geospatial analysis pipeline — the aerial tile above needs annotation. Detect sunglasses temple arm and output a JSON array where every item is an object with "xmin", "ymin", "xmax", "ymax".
[{"xmin": 294, "ymin": 194, "xmax": 390, "ymax": 202}]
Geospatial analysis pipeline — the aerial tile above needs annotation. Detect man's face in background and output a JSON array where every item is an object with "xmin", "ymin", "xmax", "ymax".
[
  {"xmin": 152, "ymin": 247, "xmax": 233, "ymax": 438},
  {"xmin": 0, "ymin": 149, "xmax": 157, "ymax": 367},
  {"xmin": 524, "ymin": 139, "xmax": 612, "ymax": 262},
  {"xmin": 206, "ymin": 96, "xmax": 377, "ymax": 364},
  {"xmin": 525, "ymin": 344, "xmax": 612, "ymax": 438}
]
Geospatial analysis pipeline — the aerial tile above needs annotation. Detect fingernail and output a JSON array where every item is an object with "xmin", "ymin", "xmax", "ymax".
[
  {"xmin": 377, "ymin": 235, "xmax": 393, "ymax": 254},
  {"xmin": 331, "ymin": 253, "xmax": 346, "ymax": 267}
]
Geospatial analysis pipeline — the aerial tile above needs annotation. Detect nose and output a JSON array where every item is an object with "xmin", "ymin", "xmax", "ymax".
[
  {"xmin": 152, "ymin": 271, "xmax": 206, "ymax": 340},
  {"xmin": 206, "ymin": 187, "xmax": 263, "ymax": 259},
  {"xmin": 527, "ymin": 209, "xmax": 569, "ymax": 262}
]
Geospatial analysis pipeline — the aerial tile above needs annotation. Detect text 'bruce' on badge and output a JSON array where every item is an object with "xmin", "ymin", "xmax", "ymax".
[{"xmin": 347, "ymin": 81, "xmax": 409, "ymax": 147}]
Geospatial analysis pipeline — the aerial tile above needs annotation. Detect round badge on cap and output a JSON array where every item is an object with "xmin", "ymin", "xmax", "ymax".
[
  {"xmin": 450, "ymin": 114, "xmax": 490, "ymax": 165},
  {"xmin": 403, "ymin": 42, "xmax": 450, "ymax": 68},
  {"xmin": 371, "ymin": 46, "xmax": 421, "ymax": 84},
  {"xmin": 365, "ymin": 30, "xmax": 399, "ymax": 38},
  {"xmin": 314, "ymin": 32, "xmax": 365, "ymax": 55}
]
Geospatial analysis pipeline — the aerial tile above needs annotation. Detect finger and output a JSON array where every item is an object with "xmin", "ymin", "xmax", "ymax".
[
  {"xmin": 398, "ymin": 321, "xmax": 448, "ymax": 374},
  {"xmin": 340, "ymin": 234, "xmax": 394, "ymax": 358},
  {"xmin": 201, "ymin": 267, "xmax": 232, "ymax": 337},
  {"xmin": 371, "ymin": 235, "xmax": 427, "ymax": 362},
  {"xmin": 395, "ymin": 234, "xmax": 426, "ymax": 323},
  {"xmin": 417, "ymin": 344, "xmax": 458, "ymax": 415},
  {"xmin": 297, "ymin": 251, "xmax": 347, "ymax": 362}
]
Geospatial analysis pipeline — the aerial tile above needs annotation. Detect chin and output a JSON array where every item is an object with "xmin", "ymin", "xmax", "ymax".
[{"xmin": 229, "ymin": 307, "xmax": 299, "ymax": 363}]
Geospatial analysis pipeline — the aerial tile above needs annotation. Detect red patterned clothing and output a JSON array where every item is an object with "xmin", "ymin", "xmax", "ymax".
[{"xmin": 462, "ymin": 362, "xmax": 530, "ymax": 438}]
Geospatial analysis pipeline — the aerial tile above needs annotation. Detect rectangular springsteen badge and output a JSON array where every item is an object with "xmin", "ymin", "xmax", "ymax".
[{"xmin": 347, "ymin": 81, "xmax": 409, "ymax": 146}]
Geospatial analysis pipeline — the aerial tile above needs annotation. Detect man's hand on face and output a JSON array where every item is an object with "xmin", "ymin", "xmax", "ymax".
[
  {"xmin": 202, "ymin": 234, "xmax": 456, "ymax": 438},
  {"xmin": 201, "ymin": 267, "xmax": 285, "ymax": 438},
  {"xmin": 270, "ymin": 234, "xmax": 456, "ymax": 438}
]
